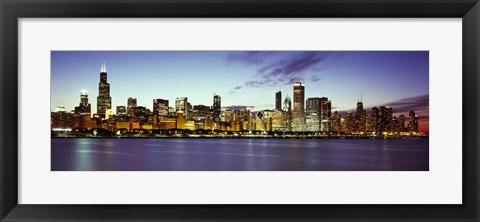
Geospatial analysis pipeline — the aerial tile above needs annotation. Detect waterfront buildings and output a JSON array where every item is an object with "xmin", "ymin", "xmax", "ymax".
[
  {"xmin": 127, "ymin": 97, "xmax": 137, "ymax": 117},
  {"xmin": 52, "ymin": 64, "xmax": 424, "ymax": 136},
  {"xmin": 74, "ymin": 90, "xmax": 91, "ymax": 116},
  {"xmin": 292, "ymin": 82, "xmax": 305, "ymax": 132},
  {"xmin": 175, "ymin": 97, "xmax": 188, "ymax": 119},
  {"xmin": 153, "ymin": 98, "xmax": 169, "ymax": 125}
]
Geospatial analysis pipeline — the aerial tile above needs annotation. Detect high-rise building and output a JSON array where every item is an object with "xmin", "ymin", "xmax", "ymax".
[
  {"xmin": 306, "ymin": 97, "xmax": 322, "ymax": 116},
  {"xmin": 391, "ymin": 116, "xmax": 399, "ymax": 133},
  {"xmin": 74, "ymin": 90, "xmax": 91, "ymax": 116},
  {"xmin": 255, "ymin": 111, "xmax": 265, "ymax": 131},
  {"xmin": 127, "ymin": 97, "xmax": 137, "ymax": 117},
  {"xmin": 275, "ymin": 91, "xmax": 282, "ymax": 111},
  {"xmin": 283, "ymin": 95, "xmax": 292, "ymax": 131},
  {"xmin": 115, "ymin": 106, "xmax": 128, "ymax": 122},
  {"xmin": 272, "ymin": 110, "xmax": 284, "ymax": 131},
  {"xmin": 371, "ymin": 107, "xmax": 379, "ymax": 133},
  {"xmin": 175, "ymin": 97, "xmax": 188, "ymax": 118},
  {"xmin": 51, "ymin": 110, "xmax": 75, "ymax": 129},
  {"xmin": 344, "ymin": 112, "xmax": 353, "ymax": 133},
  {"xmin": 355, "ymin": 99, "xmax": 366, "ymax": 132},
  {"xmin": 306, "ymin": 97, "xmax": 322, "ymax": 132},
  {"xmin": 153, "ymin": 99, "xmax": 169, "ymax": 125},
  {"xmin": 398, "ymin": 114, "xmax": 406, "ymax": 132},
  {"xmin": 332, "ymin": 111, "xmax": 341, "ymax": 132},
  {"xmin": 96, "ymin": 63, "xmax": 112, "ymax": 118},
  {"xmin": 134, "ymin": 106, "xmax": 147, "ymax": 124},
  {"xmin": 263, "ymin": 109, "xmax": 274, "ymax": 131},
  {"xmin": 378, "ymin": 106, "xmax": 393, "ymax": 133},
  {"xmin": 213, "ymin": 94, "xmax": 221, "ymax": 124},
  {"xmin": 408, "ymin": 111, "xmax": 419, "ymax": 133},
  {"xmin": 292, "ymin": 82, "xmax": 305, "ymax": 131},
  {"xmin": 306, "ymin": 113, "xmax": 320, "ymax": 132},
  {"xmin": 320, "ymin": 99, "xmax": 332, "ymax": 132}
]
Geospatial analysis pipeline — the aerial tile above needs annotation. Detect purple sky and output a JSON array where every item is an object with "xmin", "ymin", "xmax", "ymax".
[{"xmin": 51, "ymin": 51, "xmax": 429, "ymax": 132}]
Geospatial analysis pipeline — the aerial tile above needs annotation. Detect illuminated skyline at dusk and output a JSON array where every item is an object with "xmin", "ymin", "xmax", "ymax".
[{"xmin": 51, "ymin": 51, "xmax": 429, "ymax": 132}]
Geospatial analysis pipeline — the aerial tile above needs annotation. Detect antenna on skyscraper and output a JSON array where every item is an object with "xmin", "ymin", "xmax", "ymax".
[
  {"xmin": 100, "ymin": 61, "xmax": 106, "ymax": 73},
  {"xmin": 361, "ymin": 92, "xmax": 363, "ymax": 102}
]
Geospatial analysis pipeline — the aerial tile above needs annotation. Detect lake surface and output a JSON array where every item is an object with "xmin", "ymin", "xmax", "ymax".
[{"xmin": 51, "ymin": 138, "xmax": 429, "ymax": 171}]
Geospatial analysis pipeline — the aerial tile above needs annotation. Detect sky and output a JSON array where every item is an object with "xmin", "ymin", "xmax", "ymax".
[{"xmin": 51, "ymin": 51, "xmax": 429, "ymax": 132}]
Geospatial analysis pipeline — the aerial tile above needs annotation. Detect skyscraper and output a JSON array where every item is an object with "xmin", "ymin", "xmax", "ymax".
[
  {"xmin": 306, "ymin": 97, "xmax": 322, "ymax": 116},
  {"xmin": 153, "ymin": 99, "xmax": 169, "ymax": 124},
  {"xmin": 176, "ymin": 97, "xmax": 188, "ymax": 118},
  {"xmin": 320, "ymin": 99, "xmax": 332, "ymax": 132},
  {"xmin": 96, "ymin": 63, "xmax": 112, "ymax": 118},
  {"xmin": 371, "ymin": 107, "xmax": 380, "ymax": 133},
  {"xmin": 74, "ymin": 90, "xmax": 91, "ymax": 116},
  {"xmin": 133, "ymin": 106, "xmax": 147, "ymax": 123},
  {"xmin": 408, "ymin": 111, "xmax": 419, "ymax": 133},
  {"xmin": 292, "ymin": 82, "xmax": 305, "ymax": 132},
  {"xmin": 355, "ymin": 98, "xmax": 366, "ymax": 132},
  {"xmin": 213, "ymin": 94, "xmax": 221, "ymax": 124},
  {"xmin": 283, "ymin": 95, "xmax": 292, "ymax": 131},
  {"xmin": 306, "ymin": 97, "xmax": 322, "ymax": 132},
  {"xmin": 398, "ymin": 114, "xmax": 406, "ymax": 132},
  {"xmin": 127, "ymin": 97, "xmax": 137, "ymax": 117},
  {"xmin": 378, "ymin": 106, "xmax": 393, "ymax": 133},
  {"xmin": 275, "ymin": 91, "xmax": 282, "ymax": 111}
]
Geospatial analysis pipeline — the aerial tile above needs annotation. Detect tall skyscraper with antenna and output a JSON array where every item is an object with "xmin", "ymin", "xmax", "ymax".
[
  {"xmin": 355, "ymin": 93, "xmax": 366, "ymax": 132},
  {"xmin": 97, "ymin": 62, "xmax": 112, "ymax": 118}
]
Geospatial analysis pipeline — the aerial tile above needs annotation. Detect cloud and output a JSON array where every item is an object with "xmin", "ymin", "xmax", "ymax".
[
  {"xmin": 227, "ymin": 51, "xmax": 341, "ymax": 92},
  {"xmin": 310, "ymin": 76, "xmax": 322, "ymax": 82},
  {"xmin": 385, "ymin": 94, "xmax": 429, "ymax": 115},
  {"xmin": 225, "ymin": 51, "xmax": 277, "ymax": 66},
  {"xmin": 336, "ymin": 94, "xmax": 429, "ymax": 119},
  {"xmin": 222, "ymin": 105, "xmax": 255, "ymax": 110}
]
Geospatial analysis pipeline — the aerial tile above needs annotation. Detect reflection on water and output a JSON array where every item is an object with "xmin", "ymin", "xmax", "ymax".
[{"xmin": 51, "ymin": 138, "xmax": 428, "ymax": 171}]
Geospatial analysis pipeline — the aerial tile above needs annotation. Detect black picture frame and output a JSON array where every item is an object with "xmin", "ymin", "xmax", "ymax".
[{"xmin": 1, "ymin": 0, "xmax": 479, "ymax": 221}]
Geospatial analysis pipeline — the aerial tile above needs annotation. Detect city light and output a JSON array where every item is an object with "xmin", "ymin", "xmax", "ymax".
[{"xmin": 51, "ymin": 64, "xmax": 425, "ymax": 138}]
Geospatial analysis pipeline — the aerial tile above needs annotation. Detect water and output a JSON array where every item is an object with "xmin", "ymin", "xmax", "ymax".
[{"xmin": 51, "ymin": 138, "xmax": 428, "ymax": 171}]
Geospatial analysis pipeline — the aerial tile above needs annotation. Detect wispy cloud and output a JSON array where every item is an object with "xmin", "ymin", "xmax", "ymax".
[
  {"xmin": 337, "ymin": 94, "xmax": 429, "ymax": 119},
  {"xmin": 386, "ymin": 94, "xmax": 429, "ymax": 116},
  {"xmin": 227, "ymin": 51, "xmax": 342, "ymax": 93}
]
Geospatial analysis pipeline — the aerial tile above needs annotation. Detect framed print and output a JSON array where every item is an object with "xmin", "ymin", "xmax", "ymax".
[{"xmin": 1, "ymin": 0, "xmax": 479, "ymax": 221}]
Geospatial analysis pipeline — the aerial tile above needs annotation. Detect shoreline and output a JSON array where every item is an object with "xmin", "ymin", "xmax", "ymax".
[{"xmin": 51, "ymin": 135, "xmax": 428, "ymax": 139}]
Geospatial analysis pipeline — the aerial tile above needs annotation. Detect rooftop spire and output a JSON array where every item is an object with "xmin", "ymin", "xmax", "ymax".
[{"xmin": 101, "ymin": 61, "xmax": 107, "ymax": 73}]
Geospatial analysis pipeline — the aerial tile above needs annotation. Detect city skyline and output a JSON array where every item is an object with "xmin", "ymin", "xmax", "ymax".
[{"xmin": 51, "ymin": 51, "xmax": 429, "ymax": 132}]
